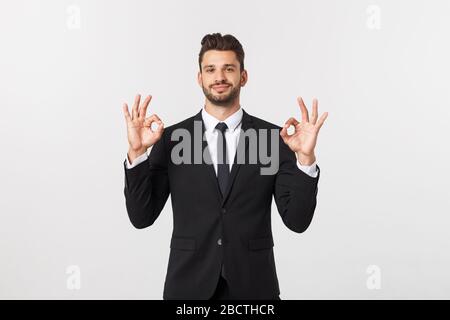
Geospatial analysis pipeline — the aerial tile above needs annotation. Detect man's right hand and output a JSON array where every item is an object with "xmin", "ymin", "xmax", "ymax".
[{"xmin": 123, "ymin": 94, "xmax": 164, "ymax": 163}]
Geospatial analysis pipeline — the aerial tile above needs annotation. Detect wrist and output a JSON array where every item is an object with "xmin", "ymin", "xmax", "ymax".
[
  {"xmin": 128, "ymin": 147, "xmax": 147, "ymax": 163},
  {"xmin": 296, "ymin": 152, "xmax": 316, "ymax": 166}
]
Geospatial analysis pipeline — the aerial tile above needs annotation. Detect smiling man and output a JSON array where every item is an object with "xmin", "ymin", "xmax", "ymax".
[
  {"xmin": 122, "ymin": 33, "xmax": 328, "ymax": 300},
  {"xmin": 200, "ymin": 51, "xmax": 243, "ymax": 106}
]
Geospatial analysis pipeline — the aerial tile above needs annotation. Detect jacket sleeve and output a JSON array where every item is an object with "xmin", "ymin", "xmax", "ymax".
[
  {"xmin": 273, "ymin": 134, "xmax": 320, "ymax": 233},
  {"xmin": 123, "ymin": 133, "xmax": 170, "ymax": 229}
]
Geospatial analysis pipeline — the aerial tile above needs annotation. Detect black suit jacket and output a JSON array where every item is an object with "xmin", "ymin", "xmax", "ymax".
[{"xmin": 123, "ymin": 108, "xmax": 320, "ymax": 299}]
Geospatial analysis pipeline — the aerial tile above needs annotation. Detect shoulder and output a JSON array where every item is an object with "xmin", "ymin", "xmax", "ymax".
[
  {"xmin": 160, "ymin": 114, "xmax": 197, "ymax": 140},
  {"xmin": 247, "ymin": 113, "xmax": 282, "ymax": 131}
]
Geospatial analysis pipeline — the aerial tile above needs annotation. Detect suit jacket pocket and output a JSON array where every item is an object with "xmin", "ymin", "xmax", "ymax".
[
  {"xmin": 170, "ymin": 237, "xmax": 196, "ymax": 251},
  {"xmin": 248, "ymin": 236, "xmax": 274, "ymax": 250}
]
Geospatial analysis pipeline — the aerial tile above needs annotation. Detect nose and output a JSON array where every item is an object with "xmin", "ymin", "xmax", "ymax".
[{"xmin": 214, "ymin": 70, "xmax": 226, "ymax": 83}]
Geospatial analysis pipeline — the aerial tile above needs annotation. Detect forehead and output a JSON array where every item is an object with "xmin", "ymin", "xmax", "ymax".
[{"xmin": 201, "ymin": 50, "xmax": 238, "ymax": 67}]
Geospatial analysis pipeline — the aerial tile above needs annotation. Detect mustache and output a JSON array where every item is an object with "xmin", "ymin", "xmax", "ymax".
[{"xmin": 210, "ymin": 82, "xmax": 231, "ymax": 88}]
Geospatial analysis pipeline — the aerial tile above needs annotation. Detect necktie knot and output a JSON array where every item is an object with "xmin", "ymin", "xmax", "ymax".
[{"xmin": 215, "ymin": 122, "xmax": 228, "ymax": 133}]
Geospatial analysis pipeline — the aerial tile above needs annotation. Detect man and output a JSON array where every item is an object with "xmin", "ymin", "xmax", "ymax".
[{"xmin": 122, "ymin": 33, "xmax": 328, "ymax": 300}]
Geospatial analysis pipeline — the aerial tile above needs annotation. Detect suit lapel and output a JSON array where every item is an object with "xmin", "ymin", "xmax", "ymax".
[
  {"xmin": 221, "ymin": 109, "xmax": 254, "ymax": 205},
  {"xmin": 192, "ymin": 110, "xmax": 222, "ymax": 201}
]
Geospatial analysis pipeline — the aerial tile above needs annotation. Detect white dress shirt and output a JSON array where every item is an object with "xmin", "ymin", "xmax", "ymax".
[{"xmin": 125, "ymin": 106, "xmax": 318, "ymax": 178}]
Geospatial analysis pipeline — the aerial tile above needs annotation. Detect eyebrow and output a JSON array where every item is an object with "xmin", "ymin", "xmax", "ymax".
[{"xmin": 203, "ymin": 64, "xmax": 237, "ymax": 69}]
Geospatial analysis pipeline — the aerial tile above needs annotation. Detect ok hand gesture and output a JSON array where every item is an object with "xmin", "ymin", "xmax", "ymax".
[
  {"xmin": 280, "ymin": 97, "xmax": 328, "ymax": 165},
  {"xmin": 123, "ymin": 94, "xmax": 164, "ymax": 161}
]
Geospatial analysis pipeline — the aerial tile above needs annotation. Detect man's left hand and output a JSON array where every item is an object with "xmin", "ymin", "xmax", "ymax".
[{"xmin": 280, "ymin": 97, "xmax": 328, "ymax": 166}]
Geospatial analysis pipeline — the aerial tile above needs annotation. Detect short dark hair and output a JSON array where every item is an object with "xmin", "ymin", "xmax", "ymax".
[{"xmin": 198, "ymin": 33, "xmax": 245, "ymax": 72}]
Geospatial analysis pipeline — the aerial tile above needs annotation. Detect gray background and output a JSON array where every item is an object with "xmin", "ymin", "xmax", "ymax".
[{"xmin": 1, "ymin": 0, "xmax": 449, "ymax": 299}]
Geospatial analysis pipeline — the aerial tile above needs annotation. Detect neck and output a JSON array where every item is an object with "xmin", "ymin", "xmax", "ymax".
[{"xmin": 204, "ymin": 98, "xmax": 241, "ymax": 121}]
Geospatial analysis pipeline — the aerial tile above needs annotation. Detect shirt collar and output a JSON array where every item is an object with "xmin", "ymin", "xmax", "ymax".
[{"xmin": 201, "ymin": 106, "xmax": 243, "ymax": 133}]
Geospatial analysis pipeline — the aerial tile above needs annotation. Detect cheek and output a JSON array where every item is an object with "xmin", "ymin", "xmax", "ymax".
[
  {"xmin": 200, "ymin": 78, "xmax": 210, "ymax": 87},
  {"xmin": 203, "ymin": 76, "xmax": 215, "ymax": 85},
  {"xmin": 229, "ymin": 75, "xmax": 241, "ymax": 86}
]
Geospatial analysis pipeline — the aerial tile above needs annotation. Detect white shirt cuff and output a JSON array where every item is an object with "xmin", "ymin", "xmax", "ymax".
[
  {"xmin": 296, "ymin": 160, "xmax": 318, "ymax": 178},
  {"xmin": 125, "ymin": 151, "xmax": 148, "ymax": 169}
]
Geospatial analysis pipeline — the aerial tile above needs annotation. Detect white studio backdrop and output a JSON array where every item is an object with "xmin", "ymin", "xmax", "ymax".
[{"xmin": 1, "ymin": 0, "xmax": 449, "ymax": 299}]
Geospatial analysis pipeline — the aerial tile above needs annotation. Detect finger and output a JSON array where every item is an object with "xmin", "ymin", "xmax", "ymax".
[
  {"xmin": 143, "ymin": 118, "xmax": 157, "ymax": 127},
  {"xmin": 139, "ymin": 95, "xmax": 152, "ymax": 119},
  {"xmin": 279, "ymin": 125, "xmax": 289, "ymax": 143},
  {"xmin": 156, "ymin": 121, "xmax": 164, "ymax": 133},
  {"xmin": 297, "ymin": 96, "xmax": 309, "ymax": 123},
  {"xmin": 315, "ymin": 112, "xmax": 328, "ymax": 130},
  {"xmin": 150, "ymin": 121, "xmax": 164, "ymax": 138},
  {"xmin": 145, "ymin": 114, "xmax": 162, "ymax": 123},
  {"xmin": 285, "ymin": 117, "xmax": 299, "ymax": 127},
  {"xmin": 152, "ymin": 114, "xmax": 162, "ymax": 122},
  {"xmin": 143, "ymin": 118, "xmax": 153, "ymax": 127},
  {"xmin": 122, "ymin": 103, "xmax": 131, "ymax": 123},
  {"xmin": 144, "ymin": 114, "xmax": 162, "ymax": 128},
  {"xmin": 310, "ymin": 98, "xmax": 318, "ymax": 125},
  {"xmin": 132, "ymin": 94, "xmax": 141, "ymax": 120}
]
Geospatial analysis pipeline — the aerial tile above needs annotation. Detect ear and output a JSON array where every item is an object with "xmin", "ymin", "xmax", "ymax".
[
  {"xmin": 240, "ymin": 69, "xmax": 248, "ymax": 87},
  {"xmin": 197, "ymin": 71, "xmax": 202, "ymax": 88}
]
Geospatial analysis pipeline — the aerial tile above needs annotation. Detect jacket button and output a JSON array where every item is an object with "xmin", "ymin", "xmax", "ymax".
[
  {"xmin": 221, "ymin": 208, "xmax": 227, "ymax": 214},
  {"xmin": 217, "ymin": 238, "xmax": 222, "ymax": 246}
]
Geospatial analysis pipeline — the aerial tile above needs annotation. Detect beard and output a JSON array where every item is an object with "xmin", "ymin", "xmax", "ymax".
[{"xmin": 202, "ymin": 82, "xmax": 241, "ymax": 107}]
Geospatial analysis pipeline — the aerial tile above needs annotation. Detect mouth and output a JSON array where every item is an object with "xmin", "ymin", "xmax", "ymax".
[{"xmin": 212, "ymin": 84, "xmax": 230, "ymax": 92}]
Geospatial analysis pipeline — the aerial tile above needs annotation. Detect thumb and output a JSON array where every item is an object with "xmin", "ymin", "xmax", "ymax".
[
  {"xmin": 143, "ymin": 118, "xmax": 153, "ymax": 128},
  {"xmin": 156, "ymin": 121, "xmax": 164, "ymax": 132},
  {"xmin": 280, "ymin": 125, "xmax": 289, "ymax": 142}
]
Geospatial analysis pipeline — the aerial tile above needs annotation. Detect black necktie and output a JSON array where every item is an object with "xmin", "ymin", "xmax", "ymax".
[
  {"xmin": 215, "ymin": 122, "xmax": 230, "ymax": 197},
  {"xmin": 215, "ymin": 122, "xmax": 229, "ymax": 281}
]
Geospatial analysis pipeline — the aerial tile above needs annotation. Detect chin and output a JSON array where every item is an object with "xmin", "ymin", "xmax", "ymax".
[{"xmin": 210, "ymin": 98, "xmax": 234, "ymax": 107}]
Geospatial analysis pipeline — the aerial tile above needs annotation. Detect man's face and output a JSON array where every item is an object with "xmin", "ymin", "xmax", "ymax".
[{"xmin": 198, "ymin": 50, "xmax": 247, "ymax": 107}]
